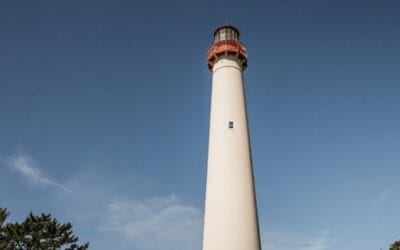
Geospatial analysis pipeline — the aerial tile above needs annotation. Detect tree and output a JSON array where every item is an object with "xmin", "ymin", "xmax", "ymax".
[
  {"xmin": 390, "ymin": 240, "xmax": 400, "ymax": 250},
  {"xmin": 0, "ymin": 208, "xmax": 88, "ymax": 250}
]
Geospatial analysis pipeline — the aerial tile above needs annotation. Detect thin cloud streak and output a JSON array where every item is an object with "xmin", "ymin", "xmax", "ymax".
[
  {"xmin": 99, "ymin": 195, "xmax": 203, "ymax": 250},
  {"xmin": 373, "ymin": 189, "xmax": 392, "ymax": 205},
  {"xmin": 7, "ymin": 151, "xmax": 71, "ymax": 192},
  {"xmin": 262, "ymin": 229, "xmax": 333, "ymax": 250}
]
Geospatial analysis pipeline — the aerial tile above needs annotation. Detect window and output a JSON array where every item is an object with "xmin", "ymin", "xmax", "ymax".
[
  {"xmin": 220, "ymin": 31, "xmax": 226, "ymax": 40},
  {"xmin": 225, "ymin": 28, "xmax": 232, "ymax": 40},
  {"xmin": 233, "ymin": 31, "xmax": 238, "ymax": 41},
  {"xmin": 228, "ymin": 121, "xmax": 234, "ymax": 129}
]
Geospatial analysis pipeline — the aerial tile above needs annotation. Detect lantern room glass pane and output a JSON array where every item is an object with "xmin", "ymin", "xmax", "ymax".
[
  {"xmin": 226, "ymin": 28, "xmax": 231, "ymax": 40},
  {"xmin": 220, "ymin": 30, "xmax": 226, "ymax": 40}
]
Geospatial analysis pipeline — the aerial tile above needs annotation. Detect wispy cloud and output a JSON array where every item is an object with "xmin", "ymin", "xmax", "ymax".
[
  {"xmin": 99, "ymin": 195, "xmax": 203, "ymax": 250},
  {"xmin": 373, "ymin": 189, "xmax": 392, "ymax": 205},
  {"xmin": 262, "ymin": 229, "xmax": 333, "ymax": 250},
  {"xmin": 6, "ymin": 150, "xmax": 71, "ymax": 192}
]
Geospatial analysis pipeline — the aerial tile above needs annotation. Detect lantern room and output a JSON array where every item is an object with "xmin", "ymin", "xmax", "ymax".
[
  {"xmin": 207, "ymin": 25, "xmax": 247, "ymax": 71},
  {"xmin": 214, "ymin": 26, "xmax": 240, "ymax": 42}
]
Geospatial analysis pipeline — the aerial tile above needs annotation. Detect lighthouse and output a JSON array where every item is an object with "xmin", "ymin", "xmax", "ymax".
[{"xmin": 202, "ymin": 26, "xmax": 261, "ymax": 250}]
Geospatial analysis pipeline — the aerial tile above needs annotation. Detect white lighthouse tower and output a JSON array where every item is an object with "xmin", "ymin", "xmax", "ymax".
[{"xmin": 202, "ymin": 26, "xmax": 261, "ymax": 250}]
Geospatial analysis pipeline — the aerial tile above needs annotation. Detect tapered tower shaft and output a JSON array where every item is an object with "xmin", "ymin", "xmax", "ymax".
[{"xmin": 202, "ymin": 26, "xmax": 261, "ymax": 250}]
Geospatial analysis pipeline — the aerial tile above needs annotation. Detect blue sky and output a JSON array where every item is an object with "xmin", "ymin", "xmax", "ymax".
[{"xmin": 0, "ymin": 1, "xmax": 399, "ymax": 250}]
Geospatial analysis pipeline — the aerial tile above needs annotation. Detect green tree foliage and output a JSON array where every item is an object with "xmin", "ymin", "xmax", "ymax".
[
  {"xmin": 390, "ymin": 240, "xmax": 400, "ymax": 250},
  {"xmin": 0, "ymin": 208, "xmax": 88, "ymax": 250}
]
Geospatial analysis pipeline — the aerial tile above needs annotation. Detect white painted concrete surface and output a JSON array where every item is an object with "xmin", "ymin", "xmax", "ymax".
[{"xmin": 202, "ymin": 55, "xmax": 261, "ymax": 250}]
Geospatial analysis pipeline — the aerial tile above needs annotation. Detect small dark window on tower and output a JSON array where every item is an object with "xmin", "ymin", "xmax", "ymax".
[{"xmin": 228, "ymin": 121, "xmax": 234, "ymax": 129}]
